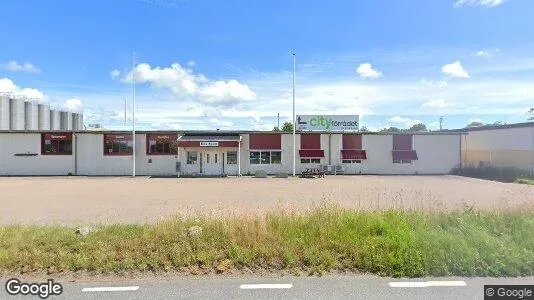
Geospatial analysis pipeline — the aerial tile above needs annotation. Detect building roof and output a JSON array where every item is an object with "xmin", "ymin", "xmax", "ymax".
[
  {"xmin": 461, "ymin": 121, "xmax": 534, "ymax": 132},
  {"xmin": 177, "ymin": 135, "xmax": 241, "ymax": 141}
]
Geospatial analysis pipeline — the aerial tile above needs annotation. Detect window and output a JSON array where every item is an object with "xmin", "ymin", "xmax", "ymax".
[
  {"xmin": 206, "ymin": 153, "xmax": 211, "ymax": 163},
  {"xmin": 270, "ymin": 151, "xmax": 281, "ymax": 164},
  {"xmin": 342, "ymin": 159, "xmax": 362, "ymax": 164},
  {"xmin": 41, "ymin": 133, "xmax": 73, "ymax": 155},
  {"xmin": 227, "ymin": 151, "xmax": 237, "ymax": 164},
  {"xmin": 260, "ymin": 152, "xmax": 270, "ymax": 164},
  {"xmin": 250, "ymin": 152, "xmax": 260, "ymax": 164},
  {"xmin": 250, "ymin": 151, "xmax": 281, "ymax": 164},
  {"xmin": 104, "ymin": 134, "xmax": 133, "ymax": 155},
  {"xmin": 187, "ymin": 151, "xmax": 197, "ymax": 164},
  {"xmin": 393, "ymin": 159, "xmax": 413, "ymax": 164},
  {"xmin": 214, "ymin": 154, "xmax": 218, "ymax": 163},
  {"xmin": 301, "ymin": 158, "xmax": 321, "ymax": 164},
  {"xmin": 147, "ymin": 134, "xmax": 177, "ymax": 155}
]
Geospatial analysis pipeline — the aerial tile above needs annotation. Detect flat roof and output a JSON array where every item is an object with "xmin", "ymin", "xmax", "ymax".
[{"xmin": 0, "ymin": 130, "xmax": 466, "ymax": 135}]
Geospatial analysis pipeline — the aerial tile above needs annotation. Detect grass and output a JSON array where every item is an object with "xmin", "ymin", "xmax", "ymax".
[
  {"xmin": 452, "ymin": 165, "xmax": 534, "ymax": 184},
  {"xmin": 516, "ymin": 178, "xmax": 534, "ymax": 185},
  {"xmin": 1, "ymin": 206, "xmax": 534, "ymax": 277}
]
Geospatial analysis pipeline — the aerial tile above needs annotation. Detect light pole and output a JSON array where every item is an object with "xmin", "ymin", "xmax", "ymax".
[
  {"xmin": 132, "ymin": 52, "xmax": 136, "ymax": 177},
  {"xmin": 292, "ymin": 53, "xmax": 296, "ymax": 177}
]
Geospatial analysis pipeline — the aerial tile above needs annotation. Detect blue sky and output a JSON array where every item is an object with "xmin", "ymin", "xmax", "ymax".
[{"xmin": 1, "ymin": 0, "xmax": 533, "ymax": 131}]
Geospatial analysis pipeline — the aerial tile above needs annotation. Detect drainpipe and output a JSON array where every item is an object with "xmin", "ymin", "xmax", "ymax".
[
  {"xmin": 74, "ymin": 132, "xmax": 78, "ymax": 175},
  {"xmin": 328, "ymin": 133, "xmax": 331, "ymax": 165},
  {"xmin": 238, "ymin": 135, "xmax": 242, "ymax": 176}
]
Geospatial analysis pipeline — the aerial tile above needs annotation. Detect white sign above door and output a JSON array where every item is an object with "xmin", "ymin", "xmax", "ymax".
[{"xmin": 200, "ymin": 141, "xmax": 219, "ymax": 147}]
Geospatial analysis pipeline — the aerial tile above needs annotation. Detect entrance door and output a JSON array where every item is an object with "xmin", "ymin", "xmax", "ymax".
[{"xmin": 202, "ymin": 151, "xmax": 221, "ymax": 175}]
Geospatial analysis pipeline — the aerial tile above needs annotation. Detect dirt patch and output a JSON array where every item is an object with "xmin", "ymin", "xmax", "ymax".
[{"xmin": 0, "ymin": 175, "xmax": 532, "ymax": 225}]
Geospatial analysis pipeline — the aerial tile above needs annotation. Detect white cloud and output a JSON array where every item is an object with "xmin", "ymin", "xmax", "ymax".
[
  {"xmin": 387, "ymin": 116, "xmax": 422, "ymax": 127},
  {"xmin": 356, "ymin": 63, "xmax": 382, "ymax": 79},
  {"xmin": 419, "ymin": 78, "xmax": 448, "ymax": 87},
  {"xmin": 110, "ymin": 69, "xmax": 121, "ymax": 79},
  {"xmin": 441, "ymin": 61, "xmax": 469, "ymax": 78},
  {"xmin": 475, "ymin": 48, "xmax": 500, "ymax": 57},
  {"xmin": 63, "ymin": 98, "xmax": 83, "ymax": 112},
  {"xmin": 421, "ymin": 99, "xmax": 453, "ymax": 108},
  {"xmin": 0, "ymin": 77, "xmax": 44, "ymax": 99},
  {"xmin": 454, "ymin": 0, "xmax": 507, "ymax": 7},
  {"xmin": 3, "ymin": 61, "xmax": 42, "ymax": 73},
  {"xmin": 187, "ymin": 60, "xmax": 195, "ymax": 67},
  {"xmin": 120, "ymin": 62, "xmax": 256, "ymax": 107}
]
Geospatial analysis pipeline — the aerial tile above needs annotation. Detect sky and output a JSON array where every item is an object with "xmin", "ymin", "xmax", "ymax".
[{"xmin": 0, "ymin": 0, "xmax": 533, "ymax": 131}]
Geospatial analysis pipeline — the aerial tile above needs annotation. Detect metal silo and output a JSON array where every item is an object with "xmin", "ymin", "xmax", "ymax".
[
  {"xmin": 25, "ymin": 101, "xmax": 39, "ymax": 130},
  {"xmin": 38, "ymin": 104, "xmax": 50, "ymax": 130},
  {"xmin": 9, "ymin": 98, "xmax": 25, "ymax": 130},
  {"xmin": 72, "ymin": 113, "xmax": 79, "ymax": 130},
  {"xmin": 60, "ymin": 111, "xmax": 72, "ymax": 130},
  {"xmin": 0, "ymin": 95, "xmax": 10, "ymax": 130},
  {"xmin": 78, "ymin": 113, "xmax": 84, "ymax": 129},
  {"xmin": 50, "ymin": 110, "xmax": 61, "ymax": 130}
]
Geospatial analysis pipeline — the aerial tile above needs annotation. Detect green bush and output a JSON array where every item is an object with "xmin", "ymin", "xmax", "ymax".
[{"xmin": 451, "ymin": 165, "xmax": 531, "ymax": 183}]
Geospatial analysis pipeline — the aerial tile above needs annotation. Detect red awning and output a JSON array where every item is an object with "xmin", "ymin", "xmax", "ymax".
[
  {"xmin": 299, "ymin": 149, "xmax": 324, "ymax": 158},
  {"xmin": 392, "ymin": 150, "xmax": 418, "ymax": 160},
  {"xmin": 341, "ymin": 149, "xmax": 367, "ymax": 159}
]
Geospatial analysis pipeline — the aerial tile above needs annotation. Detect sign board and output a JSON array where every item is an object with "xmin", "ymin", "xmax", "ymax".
[
  {"xmin": 200, "ymin": 141, "xmax": 219, "ymax": 147},
  {"xmin": 296, "ymin": 115, "xmax": 359, "ymax": 131}
]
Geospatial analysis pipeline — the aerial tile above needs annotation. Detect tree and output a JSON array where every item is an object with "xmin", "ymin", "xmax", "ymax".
[
  {"xmin": 380, "ymin": 127, "xmax": 401, "ymax": 133},
  {"xmin": 281, "ymin": 121, "xmax": 294, "ymax": 132},
  {"xmin": 359, "ymin": 126, "xmax": 369, "ymax": 132},
  {"xmin": 408, "ymin": 123, "xmax": 427, "ymax": 132},
  {"xmin": 273, "ymin": 126, "xmax": 280, "ymax": 131},
  {"xmin": 529, "ymin": 108, "xmax": 534, "ymax": 121},
  {"xmin": 466, "ymin": 121, "xmax": 484, "ymax": 128}
]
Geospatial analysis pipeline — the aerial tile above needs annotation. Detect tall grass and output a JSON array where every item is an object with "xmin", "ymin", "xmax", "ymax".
[{"xmin": 1, "ymin": 207, "xmax": 533, "ymax": 277}]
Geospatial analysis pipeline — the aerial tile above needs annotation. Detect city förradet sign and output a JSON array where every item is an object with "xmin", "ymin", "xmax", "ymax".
[
  {"xmin": 296, "ymin": 115, "xmax": 360, "ymax": 131},
  {"xmin": 200, "ymin": 142, "xmax": 219, "ymax": 147}
]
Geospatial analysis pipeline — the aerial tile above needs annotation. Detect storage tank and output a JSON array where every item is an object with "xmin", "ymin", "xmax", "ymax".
[
  {"xmin": 60, "ymin": 111, "xmax": 72, "ymax": 130},
  {"xmin": 0, "ymin": 95, "xmax": 10, "ymax": 130},
  {"xmin": 9, "ymin": 98, "xmax": 25, "ymax": 130},
  {"xmin": 38, "ymin": 104, "xmax": 50, "ymax": 130},
  {"xmin": 50, "ymin": 110, "xmax": 61, "ymax": 130},
  {"xmin": 24, "ymin": 101, "xmax": 38, "ymax": 130},
  {"xmin": 77, "ymin": 113, "xmax": 84, "ymax": 130}
]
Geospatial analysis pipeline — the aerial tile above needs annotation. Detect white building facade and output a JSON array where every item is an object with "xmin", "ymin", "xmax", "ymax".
[{"xmin": 0, "ymin": 130, "xmax": 463, "ymax": 176}]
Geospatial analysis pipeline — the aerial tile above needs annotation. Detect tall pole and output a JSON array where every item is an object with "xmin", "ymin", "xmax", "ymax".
[
  {"xmin": 292, "ymin": 53, "xmax": 296, "ymax": 177},
  {"xmin": 439, "ymin": 116, "xmax": 443, "ymax": 131},
  {"xmin": 124, "ymin": 98, "xmax": 127, "ymax": 125},
  {"xmin": 132, "ymin": 52, "xmax": 136, "ymax": 177},
  {"xmin": 277, "ymin": 113, "xmax": 280, "ymax": 130}
]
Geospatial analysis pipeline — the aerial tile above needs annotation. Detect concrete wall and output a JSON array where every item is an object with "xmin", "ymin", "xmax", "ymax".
[
  {"xmin": 0, "ymin": 133, "xmax": 74, "ymax": 175},
  {"xmin": 462, "ymin": 126, "xmax": 534, "ymax": 173},
  {"xmin": 76, "ymin": 133, "xmax": 132, "ymax": 176}
]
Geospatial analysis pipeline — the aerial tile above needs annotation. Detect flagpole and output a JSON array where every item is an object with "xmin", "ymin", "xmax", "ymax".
[
  {"xmin": 292, "ymin": 53, "xmax": 296, "ymax": 177},
  {"xmin": 132, "ymin": 51, "xmax": 136, "ymax": 177}
]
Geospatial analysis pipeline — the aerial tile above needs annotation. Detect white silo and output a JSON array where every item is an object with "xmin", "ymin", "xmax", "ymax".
[
  {"xmin": 38, "ymin": 104, "xmax": 50, "ymax": 130},
  {"xmin": 50, "ymin": 110, "xmax": 61, "ymax": 130},
  {"xmin": 0, "ymin": 95, "xmax": 10, "ymax": 130},
  {"xmin": 72, "ymin": 113, "xmax": 79, "ymax": 130},
  {"xmin": 25, "ymin": 101, "xmax": 39, "ymax": 130},
  {"xmin": 60, "ymin": 111, "xmax": 72, "ymax": 130},
  {"xmin": 77, "ymin": 113, "xmax": 84, "ymax": 129},
  {"xmin": 10, "ymin": 98, "xmax": 25, "ymax": 130}
]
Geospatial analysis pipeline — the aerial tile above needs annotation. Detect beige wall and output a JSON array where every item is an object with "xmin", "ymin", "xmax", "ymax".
[{"xmin": 462, "ymin": 126, "xmax": 534, "ymax": 173}]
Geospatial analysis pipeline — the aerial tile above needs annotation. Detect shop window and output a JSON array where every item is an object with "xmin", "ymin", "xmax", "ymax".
[
  {"xmin": 342, "ymin": 159, "xmax": 362, "ymax": 164},
  {"xmin": 227, "ymin": 151, "xmax": 237, "ymax": 164},
  {"xmin": 41, "ymin": 133, "xmax": 73, "ymax": 155},
  {"xmin": 250, "ymin": 151, "xmax": 281, "ymax": 164},
  {"xmin": 393, "ymin": 159, "xmax": 413, "ymax": 164},
  {"xmin": 187, "ymin": 151, "xmax": 198, "ymax": 164},
  {"xmin": 147, "ymin": 134, "xmax": 177, "ymax": 155},
  {"xmin": 301, "ymin": 158, "xmax": 321, "ymax": 164},
  {"xmin": 104, "ymin": 134, "xmax": 133, "ymax": 155}
]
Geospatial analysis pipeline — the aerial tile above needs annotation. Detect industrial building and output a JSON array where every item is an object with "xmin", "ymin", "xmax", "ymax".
[
  {"xmin": 461, "ymin": 122, "xmax": 534, "ymax": 174},
  {"xmin": 0, "ymin": 130, "xmax": 463, "ymax": 176}
]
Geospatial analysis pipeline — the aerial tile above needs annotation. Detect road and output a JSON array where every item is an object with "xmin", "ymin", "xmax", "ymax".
[{"xmin": 2, "ymin": 275, "xmax": 533, "ymax": 299}]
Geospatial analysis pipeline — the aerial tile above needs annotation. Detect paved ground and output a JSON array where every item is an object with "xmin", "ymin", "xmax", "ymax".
[
  {"xmin": 1, "ymin": 175, "xmax": 533, "ymax": 225},
  {"xmin": 2, "ymin": 275, "xmax": 533, "ymax": 300}
]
